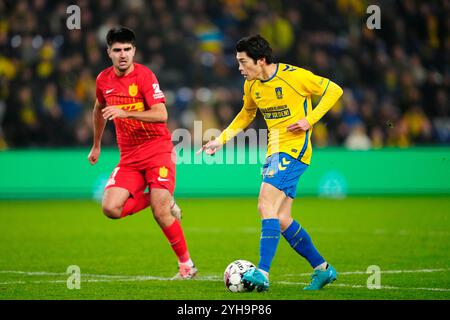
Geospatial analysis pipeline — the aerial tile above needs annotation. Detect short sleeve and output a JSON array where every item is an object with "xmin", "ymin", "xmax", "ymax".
[
  {"xmin": 296, "ymin": 68, "xmax": 330, "ymax": 96},
  {"xmin": 95, "ymin": 74, "xmax": 106, "ymax": 105},
  {"xmin": 140, "ymin": 68, "xmax": 166, "ymax": 108}
]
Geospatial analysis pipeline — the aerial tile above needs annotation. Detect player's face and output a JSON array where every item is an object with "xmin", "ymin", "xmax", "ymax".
[
  {"xmin": 236, "ymin": 51, "xmax": 263, "ymax": 81},
  {"xmin": 108, "ymin": 42, "xmax": 136, "ymax": 72}
]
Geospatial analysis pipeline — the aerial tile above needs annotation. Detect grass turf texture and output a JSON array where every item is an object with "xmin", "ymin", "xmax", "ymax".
[{"xmin": 0, "ymin": 197, "xmax": 449, "ymax": 300}]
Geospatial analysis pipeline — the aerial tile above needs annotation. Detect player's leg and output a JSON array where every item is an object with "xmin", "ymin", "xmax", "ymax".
[
  {"xmin": 102, "ymin": 164, "xmax": 181, "ymax": 219},
  {"xmin": 124, "ymin": 190, "xmax": 182, "ymax": 220},
  {"xmin": 279, "ymin": 197, "xmax": 326, "ymax": 267},
  {"xmin": 146, "ymin": 152, "xmax": 196, "ymax": 279},
  {"xmin": 102, "ymin": 166, "xmax": 148, "ymax": 219},
  {"xmin": 150, "ymin": 188, "xmax": 197, "ymax": 279},
  {"xmin": 278, "ymin": 196, "xmax": 337, "ymax": 290},
  {"xmin": 124, "ymin": 189, "xmax": 182, "ymax": 220},
  {"xmin": 149, "ymin": 187, "xmax": 174, "ymax": 227},
  {"xmin": 257, "ymin": 181, "xmax": 286, "ymax": 272},
  {"xmin": 102, "ymin": 187, "xmax": 131, "ymax": 219},
  {"xmin": 242, "ymin": 181, "xmax": 286, "ymax": 291}
]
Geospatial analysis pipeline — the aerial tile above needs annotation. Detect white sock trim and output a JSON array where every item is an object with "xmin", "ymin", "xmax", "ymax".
[
  {"xmin": 179, "ymin": 258, "xmax": 194, "ymax": 267},
  {"xmin": 314, "ymin": 262, "xmax": 328, "ymax": 271}
]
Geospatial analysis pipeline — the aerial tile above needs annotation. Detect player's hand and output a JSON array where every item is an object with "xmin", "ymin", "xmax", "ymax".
[
  {"xmin": 287, "ymin": 118, "xmax": 311, "ymax": 132},
  {"xmin": 196, "ymin": 138, "xmax": 222, "ymax": 155},
  {"xmin": 88, "ymin": 146, "xmax": 101, "ymax": 165},
  {"xmin": 102, "ymin": 106, "xmax": 128, "ymax": 120}
]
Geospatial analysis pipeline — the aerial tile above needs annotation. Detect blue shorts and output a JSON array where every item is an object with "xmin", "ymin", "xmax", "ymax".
[{"xmin": 262, "ymin": 153, "xmax": 308, "ymax": 198}]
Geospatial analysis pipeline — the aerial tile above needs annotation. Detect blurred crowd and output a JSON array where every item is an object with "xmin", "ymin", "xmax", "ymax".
[{"xmin": 0, "ymin": 0, "xmax": 449, "ymax": 150}]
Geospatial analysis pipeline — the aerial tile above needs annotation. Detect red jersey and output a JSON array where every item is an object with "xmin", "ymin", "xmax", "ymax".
[{"xmin": 96, "ymin": 63, "xmax": 171, "ymax": 153}]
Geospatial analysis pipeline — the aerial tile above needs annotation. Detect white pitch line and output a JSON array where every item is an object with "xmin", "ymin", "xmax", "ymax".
[
  {"xmin": 285, "ymin": 268, "xmax": 450, "ymax": 277},
  {"xmin": 0, "ymin": 270, "xmax": 171, "ymax": 279},
  {"xmin": 1, "ymin": 268, "xmax": 448, "ymax": 279},
  {"xmin": 0, "ymin": 270, "xmax": 221, "ymax": 283},
  {"xmin": 0, "ymin": 269, "xmax": 449, "ymax": 292},
  {"xmin": 276, "ymin": 281, "xmax": 450, "ymax": 292},
  {"xmin": 0, "ymin": 271, "xmax": 66, "ymax": 276}
]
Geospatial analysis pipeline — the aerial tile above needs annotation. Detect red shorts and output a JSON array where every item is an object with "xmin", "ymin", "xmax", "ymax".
[{"xmin": 104, "ymin": 138, "xmax": 176, "ymax": 196}]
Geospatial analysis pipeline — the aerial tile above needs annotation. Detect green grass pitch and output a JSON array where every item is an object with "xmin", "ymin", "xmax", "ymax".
[{"xmin": 0, "ymin": 196, "xmax": 449, "ymax": 300}]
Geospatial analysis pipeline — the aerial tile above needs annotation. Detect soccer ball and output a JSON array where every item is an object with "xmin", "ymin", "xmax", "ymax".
[{"xmin": 223, "ymin": 259, "xmax": 256, "ymax": 292}]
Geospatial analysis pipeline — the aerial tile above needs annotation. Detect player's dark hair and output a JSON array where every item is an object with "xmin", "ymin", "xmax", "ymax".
[
  {"xmin": 236, "ymin": 34, "xmax": 273, "ymax": 64},
  {"xmin": 106, "ymin": 26, "xmax": 136, "ymax": 47}
]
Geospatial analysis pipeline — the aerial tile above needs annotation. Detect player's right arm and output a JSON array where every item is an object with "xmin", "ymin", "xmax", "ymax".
[
  {"xmin": 199, "ymin": 106, "xmax": 257, "ymax": 155},
  {"xmin": 287, "ymin": 68, "xmax": 343, "ymax": 133},
  {"xmin": 200, "ymin": 82, "xmax": 257, "ymax": 155},
  {"xmin": 88, "ymin": 98, "xmax": 106, "ymax": 165}
]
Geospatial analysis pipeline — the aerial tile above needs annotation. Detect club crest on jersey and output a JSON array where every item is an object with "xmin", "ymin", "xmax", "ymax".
[
  {"xmin": 255, "ymin": 92, "xmax": 261, "ymax": 99},
  {"xmin": 159, "ymin": 166, "xmax": 168, "ymax": 178},
  {"xmin": 275, "ymin": 87, "xmax": 283, "ymax": 99},
  {"xmin": 128, "ymin": 83, "xmax": 138, "ymax": 97}
]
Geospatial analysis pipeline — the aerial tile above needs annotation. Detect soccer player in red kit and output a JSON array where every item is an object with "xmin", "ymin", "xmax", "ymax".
[{"xmin": 87, "ymin": 27, "xmax": 197, "ymax": 279}]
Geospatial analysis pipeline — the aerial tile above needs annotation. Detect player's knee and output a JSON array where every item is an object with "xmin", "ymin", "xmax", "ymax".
[
  {"xmin": 151, "ymin": 202, "xmax": 171, "ymax": 225},
  {"xmin": 151, "ymin": 202, "xmax": 169, "ymax": 219},
  {"xmin": 102, "ymin": 204, "xmax": 122, "ymax": 219},
  {"xmin": 257, "ymin": 199, "xmax": 273, "ymax": 218}
]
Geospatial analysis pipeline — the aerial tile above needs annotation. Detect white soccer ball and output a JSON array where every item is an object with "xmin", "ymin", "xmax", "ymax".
[{"xmin": 223, "ymin": 259, "xmax": 256, "ymax": 292}]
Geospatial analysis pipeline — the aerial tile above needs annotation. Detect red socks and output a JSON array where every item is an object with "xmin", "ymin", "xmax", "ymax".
[
  {"xmin": 120, "ymin": 192, "xmax": 151, "ymax": 218},
  {"xmin": 120, "ymin": 195, "xmax": 190, "ymax": 263},
  {"xmin": 162, "ymin": 220, "xmax": 190, "ymax": 263}
]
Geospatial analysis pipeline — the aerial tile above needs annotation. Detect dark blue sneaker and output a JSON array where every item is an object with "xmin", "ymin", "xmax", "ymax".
[
  {"xmin": 303, "ymin": 264, "xmax": 337, "ymax": 290},
  {"xmin": 242, "ymin": 267, "xmax": 269, "ymax": 292}
]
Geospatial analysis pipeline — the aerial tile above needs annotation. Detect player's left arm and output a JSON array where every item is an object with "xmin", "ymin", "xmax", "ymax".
[
  {"xmin": 101, "ymin": 103, "xmax": 168, "ymax": 122},
  {"xmin": 287, "ymin": 70, "xmax": 343, "ymax": 132}
]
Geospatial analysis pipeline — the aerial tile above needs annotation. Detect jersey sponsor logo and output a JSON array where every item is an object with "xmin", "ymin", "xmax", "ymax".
[
  {"xmin": 157, "ymin": 177, "xmax": 169, "ymax": 182},
  {"xmin": 275, "ymin": 87, "xmax": 283, "ymax": 99},
  {"xmin": 261, "ymin": 105, "xmax": 291, "ymax": 119},
  {"xmin": 112, "ymin": 102, "xmax": 145, "ymax": 112},
  {"xmin": 105, "ymin": 89, "xmax": 114, "ymax": 94},
  {"xmin": 128, "ymin": 83, "xmax": 138, "ymax": 97}
]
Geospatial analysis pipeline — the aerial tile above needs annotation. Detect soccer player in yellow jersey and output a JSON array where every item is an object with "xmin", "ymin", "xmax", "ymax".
[{"xmin": 199, "ymin": 35, "xmax": 343, "ymax": 291}]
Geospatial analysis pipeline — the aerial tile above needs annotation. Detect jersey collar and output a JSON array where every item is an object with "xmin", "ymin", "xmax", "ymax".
[{"xmin": 260, "ymin": 63, "xmax": 279, "ymax": 83}]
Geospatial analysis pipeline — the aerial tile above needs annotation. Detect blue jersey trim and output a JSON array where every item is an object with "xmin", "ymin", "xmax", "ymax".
[
  {"xmin": 315, "ymin": 79, "xmax": 331, "ymax": 107},
  {"xmin": 298, "ymin": 99, "xmax": 309, "ymax": 160},
  {"xmin": 261, "ymin": 63, "xmax": 279, "ymax": 83},
  {"xmin": 322, "ymin": 79, "xmax": 331, "ymax": 95}
]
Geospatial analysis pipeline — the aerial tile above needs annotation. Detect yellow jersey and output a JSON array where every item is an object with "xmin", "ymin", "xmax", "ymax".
[{"xmin": 219, "ymin": 63, "xmax": 341, "ymax": 165}]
